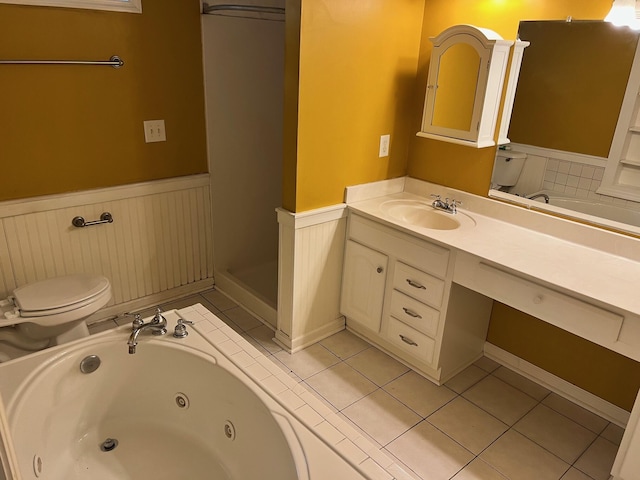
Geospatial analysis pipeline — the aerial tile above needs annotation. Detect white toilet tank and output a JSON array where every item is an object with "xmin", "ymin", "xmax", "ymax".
[{"xmin": 491, "ymin": 150, "xmax": 527, "ymax": 189}]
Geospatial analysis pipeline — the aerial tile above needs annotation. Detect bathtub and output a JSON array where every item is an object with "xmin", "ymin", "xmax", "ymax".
[
  {"xmin": 530, "ymin": 190, "xmax": 640, "ymax": 228},
  {"xmin": 0, "ymin": 305, "xmax": 408, "ymax": 480}
]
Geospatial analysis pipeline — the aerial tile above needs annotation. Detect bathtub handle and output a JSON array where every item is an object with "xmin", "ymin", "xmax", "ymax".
[{"xmin": 173, "ymin": 317, "xmax": 194, "ymax": 338}]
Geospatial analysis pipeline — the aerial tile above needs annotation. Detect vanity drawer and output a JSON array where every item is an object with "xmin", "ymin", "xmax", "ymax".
[
  {"xmin": 393, "ymin": 262, "xmax": 445, "ymax": 307},
  {"xmin": 390, "ymin": 290, "xmax": 440, "ymax": 337},
  {"xmin": 456, "ymin": 258, "xmax": 624, "ymax": 346},
  {"xmin": 386, "ymin": 316, "xmax": 435, "ymax": 364}
]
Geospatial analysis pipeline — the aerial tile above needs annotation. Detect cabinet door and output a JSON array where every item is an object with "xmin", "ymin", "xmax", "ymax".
[{"xmin": 341, "ymin": 240, "xmax": 388, "ymax": 332}]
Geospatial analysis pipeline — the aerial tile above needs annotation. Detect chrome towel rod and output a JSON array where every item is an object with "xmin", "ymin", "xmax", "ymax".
[
  {"xmin": 202, "ymin": 3, "xmax": 284, "ymax": 15},
  {"xmin": 0, "ymin": 55, "xmax": 124, "ymax": 68}
]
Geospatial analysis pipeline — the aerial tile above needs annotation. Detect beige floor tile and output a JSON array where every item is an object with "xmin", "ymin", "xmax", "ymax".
[
  {"xmin": 428, "ymin": 397, "xmax": 509, "ymax": 455},
  {"xmin": 463, "ymin": 375, "xmax": 538, "ymax": 425},
  {"xmin": 300, "ymin": 382, "xmax": 339, "ymax": 413},
  {"xmin": 159, "ymin": 294, "xmax": 206, "ymax": 312},
  {"xmin": 542, "ymin": 393, "xmax": 609, "ymax": 434},
  {"xmin": 386, "ymin": 421, "xmax": 474, "ymax": 480},
  {"xmin": 337, "ymin": 412, "xmax": 384, "ymax": 450},
  {"xmin": 342, "ymin": 390, "xmax": 421, "ymax": 446},
  {"xmin": 474, "ymin": 356, "xmax": 501, "ymax": 373},
  {"xmin": 320, "ymin": 330, "xmax": 371, "ymax": 360},
  {"xmin": 384, "ymin": 370, "xmax": 457, "ymax": 417},
  {"xmin": 221, "ymin": 306, "xmax": 262, "ymax": 331},
  {"xmin": 600, "ymin": 422, "xmax": 625, "ymax": 446},
  {"xmin": 451, "ymin": 458, "xmax": 508, "ymax": 480},
  {"xmin": 218, "ymin": 313, "xmax": 244, "ymax": 334},
  {"xmin": 445, "ymin": 365, "xmax": 489, "ymax": 394},
  {"xmin": 346, "ymin": 347, "xmax": 410, "ymax": 386},
  {"xmin": 240, "ymin": 332, "xmax": 272, "ymax": 356},
  {"xmin": 268, "ymin": 355, "xmax": 302, "ymax": 382},
  {"xmin": 200, "ymin": 289, "xmax": 238, "ymax": 311},
  {"xmin": 244, "ymin": 324, "xmax": 282, "ymax": 354},
  {"xmin": 514, "ymin": 404, "xmax": 597, "ymax": 464},
  {"xmin": 305, "ymin": 362, "xmax": 378, "ymax": 410},
  {"xmin": 561, "ymin": 467, "xmax": 594, "ymax": 480},
  {"xmin": 480, "ymin": 430, "xmax": 570, "ymax": 480},
  {"xmin": 492, "ymin": 366, "xmax": 551, "ymax": 401},
  {"xmin": 273, "ymin": 344, "xmax": 340, "ymax": 379},
  {"xmin": 573, "ymin": 437, "xmax": 618, "ymax": 480}
]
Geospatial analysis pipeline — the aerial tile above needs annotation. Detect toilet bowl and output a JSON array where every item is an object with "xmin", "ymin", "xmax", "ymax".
[{"xmin": 0, "ymin": 274, "xmax": 111, "ymax": 352}]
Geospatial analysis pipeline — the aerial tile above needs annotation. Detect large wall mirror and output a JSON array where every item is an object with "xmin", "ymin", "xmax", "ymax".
[{"xmin": 489, "ymin": 20, "xmax": 640, "ymax": 236}]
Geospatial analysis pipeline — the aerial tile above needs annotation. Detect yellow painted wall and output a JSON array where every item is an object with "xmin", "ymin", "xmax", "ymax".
[
  {"xmin": 489, "ymin": 303, "xmax": 640, "ymax": 410},
  {"xmin": 0, "ymin": 0, "xmax": 207, "ymax": 201},
  {"xmin": 289, "ymin": 0, "xmax": 425, "ymax": 212}
]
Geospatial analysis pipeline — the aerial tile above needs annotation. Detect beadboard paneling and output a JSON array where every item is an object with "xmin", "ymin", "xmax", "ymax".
[
  {"xmin": 0, "ymin": 175, "xmax": 214, "ymax": 309},
  {"xmin": 276, "ymin": 205, "xmax": 347, "ymax": 351}
]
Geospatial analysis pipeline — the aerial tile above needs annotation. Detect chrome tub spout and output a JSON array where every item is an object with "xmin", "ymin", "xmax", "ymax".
[
  {"xmin": 126, "ymin": 308, "xmax": 167, "ymax": 354},
  {"xmin": 528, "ymin": 193, "xmax": 550, "ymax": 204}
]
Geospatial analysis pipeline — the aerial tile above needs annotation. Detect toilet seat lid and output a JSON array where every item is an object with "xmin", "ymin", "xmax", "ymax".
[{"xmin": 13, "ymin": 274, "xmax": 110, "ymax": 313}]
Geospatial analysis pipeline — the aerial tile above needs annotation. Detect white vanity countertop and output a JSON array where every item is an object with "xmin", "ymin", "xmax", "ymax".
[{"xmin": 347, "ymin": 189, "xmax": 640, "ymax": 317}]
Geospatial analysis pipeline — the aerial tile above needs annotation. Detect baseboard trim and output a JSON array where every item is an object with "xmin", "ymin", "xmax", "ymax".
[
  {"xmin": 485, "ymin": 343, "xmax": 630, "ymax": 427},
  {"xmin": 214, "ymin": 270, "xmax": 277, "ymax": 328},
  {"xmin": 275, "ymin": 317, "xmax": 346, "ymax": 353},
  {"xmin": 86, "ymin": 278, "xmax": 215, "ymax": 325}
]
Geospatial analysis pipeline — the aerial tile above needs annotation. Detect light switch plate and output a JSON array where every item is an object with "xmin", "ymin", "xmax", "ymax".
[
  {"xmin": 379, "ymin": 134, "xmax": 390, "ymax": 157},
  {"xmin": 143, "ymin": 120, "xmax": 166, "ymax": 143}
]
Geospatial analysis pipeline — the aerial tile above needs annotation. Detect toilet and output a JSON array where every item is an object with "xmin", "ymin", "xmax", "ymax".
[
  {"xmin": 0, "ymin": 274, "xmax": 111, "ymax": 356},
  {"xmin": 490, "ymin": 149, "xmax": 527, "ymax": 191}
]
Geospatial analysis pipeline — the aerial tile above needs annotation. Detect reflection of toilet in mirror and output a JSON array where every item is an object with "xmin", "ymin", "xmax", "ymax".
[
  {"xmin": 0, "ymin": 274, "xmax": 111, "ymax": 361},
  {"xmin": 490, "ymin": 149, "xmax": 527, "ymax": 192}
]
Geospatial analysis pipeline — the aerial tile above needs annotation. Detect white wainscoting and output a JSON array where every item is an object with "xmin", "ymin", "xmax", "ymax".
[
  {"xmin": 276, "ymin": 205, "xmax": 348, "ymax": 352},
  {"xmin": 0, "ymin": 175, "xmax": 214, "ymax": 322}
]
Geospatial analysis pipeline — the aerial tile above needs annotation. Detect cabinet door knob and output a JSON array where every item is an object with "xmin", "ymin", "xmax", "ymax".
[
  {"xmin": 376, "ymin": 266, "xmax": 384, "ymax": 273},
  {"xmin": 406, "ymin": 279, "xmax": 426, "ymax": 290}
]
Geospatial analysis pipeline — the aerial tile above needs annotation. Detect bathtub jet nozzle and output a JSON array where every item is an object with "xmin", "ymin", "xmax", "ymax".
[{"xmin": 100, "ymin": 438, "xmax": 118, "ymax": 452}]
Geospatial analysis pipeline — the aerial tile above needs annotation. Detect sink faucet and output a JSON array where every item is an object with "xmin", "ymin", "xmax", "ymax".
[
  {"xmin": 430, "ymin": 194, "xmax": 461, "ymax": 214},
  {"xmin": 127, "ymin": 307, "xmax": 167, "ymax": 354}
]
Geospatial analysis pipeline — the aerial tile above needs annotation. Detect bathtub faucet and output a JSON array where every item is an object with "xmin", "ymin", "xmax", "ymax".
[
  {"xmin": 127, "ymin": 307, "xmax": 167, "ymax": 354},
  {"xmin": 527, "ymin": 193, "xmax": 550, "ymax": 204}
]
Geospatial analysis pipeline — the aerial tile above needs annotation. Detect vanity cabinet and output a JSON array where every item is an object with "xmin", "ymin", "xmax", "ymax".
[
  {"xmin": 417, "ymin": 25, "xmax": 526, "ymax": 148},
  {"xmin": 340, "ymin": 214, "xmax": 493, "ymax": 384},
  {"xmin": 340, "ymin": 240, "xmax": 388, "ymax": 331}
]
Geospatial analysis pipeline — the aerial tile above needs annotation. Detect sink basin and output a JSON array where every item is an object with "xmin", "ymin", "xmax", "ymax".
[{"xmin": 380, "ymin": 199, "xmax": 472, "ymax": 230}]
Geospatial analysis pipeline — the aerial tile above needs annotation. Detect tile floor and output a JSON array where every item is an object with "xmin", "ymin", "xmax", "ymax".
[{"xmin": 90, "ymin": 288, "xmax": 625, "ymax": 480}]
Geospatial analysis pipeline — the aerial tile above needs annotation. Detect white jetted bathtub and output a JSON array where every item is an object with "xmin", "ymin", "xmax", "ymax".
[
  {"xmin": 530, "ymin": 190, "xmax": 640, "ymax": 228},
  {"xmin": 0, "ymin": 305, "xmax": 407, "ymax": 480}
]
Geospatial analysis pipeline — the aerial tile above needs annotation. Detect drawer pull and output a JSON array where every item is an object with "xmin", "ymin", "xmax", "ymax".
[
  {"xmin": 402, "ymin": 307, "xmax": 422, "ymax": 319},
  {"xmin": 406, "ymin": 279, "xmax": 426, "ymax": 290},
  {"xmin": 377, "ymin": 266, "xmax": 384, "ymax": 274},
  {"xmin": 399, "ymin": 334, "xmax": 418, "ymax": 346}
]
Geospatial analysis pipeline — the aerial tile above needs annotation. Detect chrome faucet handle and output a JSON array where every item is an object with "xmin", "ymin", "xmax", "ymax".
[
  {"xmin": 123, "ymin": 312, "xmax": 143, "ymax": 327},
  {"xmin": 449, "ymin": 199, "xmax": 462, "ymax": 213},
  {"xmin": 173, "ymin": 317, "xmax": 194, "ymax": 339},
  {"xmin": 150, "ymin": 307, "xmax": 167, "ymax": 335},
  {"xmin": 152, "ymin": 307, "xmax": 166, "ymax": 324}
]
